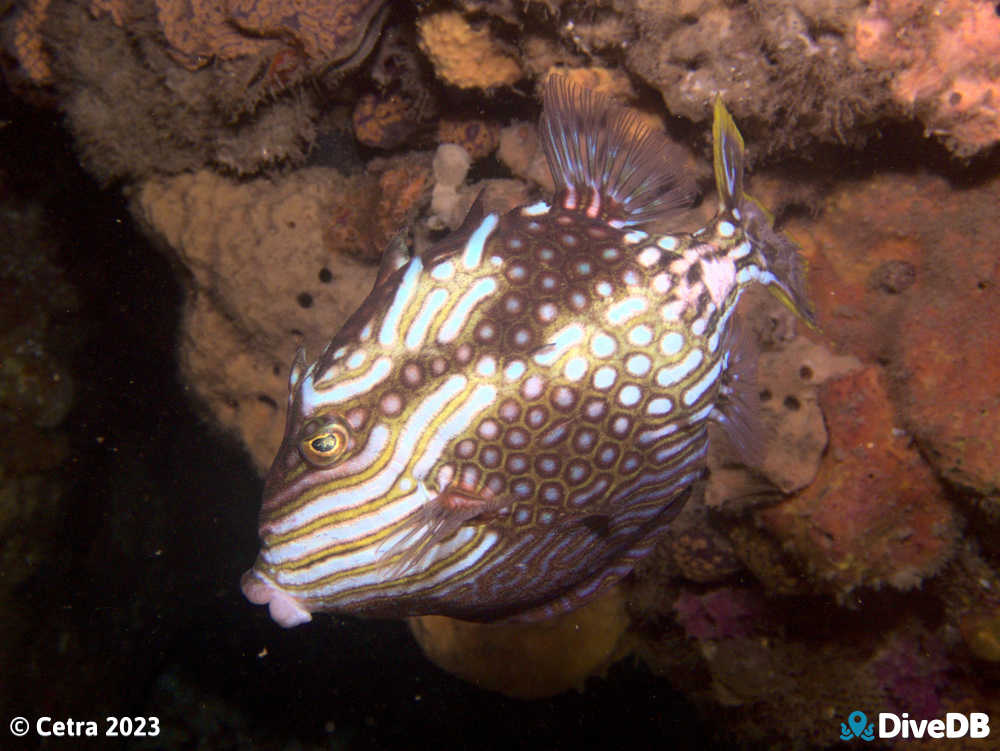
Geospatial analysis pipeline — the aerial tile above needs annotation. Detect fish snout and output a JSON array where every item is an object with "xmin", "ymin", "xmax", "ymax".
[{"xmin": 240, "ymin": 568, "xmax": 313, "ymax": 628}]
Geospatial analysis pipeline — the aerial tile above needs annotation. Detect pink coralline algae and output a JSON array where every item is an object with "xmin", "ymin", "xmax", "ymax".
[{"xmin": 673, "ymin": 588, "xmax": 765, "ymax": 641}]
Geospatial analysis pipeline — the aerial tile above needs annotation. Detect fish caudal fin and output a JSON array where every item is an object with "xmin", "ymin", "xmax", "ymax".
[
  {"xmin": 540, "ymin": 75, "xmax": 696, "ymax": 227},
  {"xmin": 712, "ymin": 97, "xmax": 745, "ymax": 214},
  {"xmin": 744, "ymin": 196, "xmax": 817, "ymax": 328},
  {"xmin": 713, "ymin": 98, "xmax": 817, "ymax": 328}
]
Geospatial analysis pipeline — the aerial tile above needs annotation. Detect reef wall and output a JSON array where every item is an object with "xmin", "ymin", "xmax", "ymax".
[{"xmin": 3, "ymin": 0, "xmax": 999, "ymax": 746}]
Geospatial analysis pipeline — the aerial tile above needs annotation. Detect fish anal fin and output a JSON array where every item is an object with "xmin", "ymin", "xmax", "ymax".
[
  {"xmin": 540, "ymin": 75, "xmax": 696, "ymax": 227},
  {"xmin": 711, "ymin": 317, "xmax": 765, "ymax": 468}
]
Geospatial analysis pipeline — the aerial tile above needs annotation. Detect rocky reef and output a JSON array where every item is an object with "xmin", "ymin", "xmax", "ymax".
[{"xmin": 3, "ymin": 0, "xmax": 1000, "ymax": 748}]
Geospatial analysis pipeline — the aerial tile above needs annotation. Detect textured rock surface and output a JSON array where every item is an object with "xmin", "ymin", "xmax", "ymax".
[
  {"xmin": 8, "ymin": 0, "xmax": 997, "ymax": 184},
  {"xmin": 133, "ymin": 168, "xmax": 377, "ymax": 471},
  {"xmin": 900, "ymin": 269, "xmax": 1000, "ymax": 506},
  {"xmin": 0, "ymin": 178, "xmax": 87, "ymax": 722},
  {"xmin": 702, "ymin": 287, "xmax": 861, "ymax": 511},
  {"xmin": 61, "ymin": 0, "xmax": 385, "ymax": 81},
  {"xmin": 5, "ymin": 0, "xmax": 385, "ymax": 180},
  {"xmin": 759, "ymin": 365, "xmax": 958, "ymax": 596},
  {"xmin": 938, "ymin": 547, "xmax": 1000, "ymax": 663},
  {"xmin": 893, "ymin": 176, "xmax": 1000, "ymax": 506},
  {"xmin": 417, "ymin": 11, "xmax": 523, "ymax": 90},
  {"xmin": 324, "ymin": 152, "xmax": 435, "ymax": 262},
  {"xmin": 437, "ymin": 117, "xmax": 501, "ymax": 161},
  {"xmin": 854, "ymin": 0, "xmax": 1000, "ymax": 156},
  {"xmin": 10, "ymin": 0, "xmax": 53, "ymax": 84},
  {"xmin": 497, "ymin": 119, "xmax": 556, "ymax": 194},
  {"xmin": 787, "ymin": 171, "xmax": 1000, "ymax": 507},
  {"xmin": 626, "ymin": 0, "xmax": 888, "ymax": 156}
]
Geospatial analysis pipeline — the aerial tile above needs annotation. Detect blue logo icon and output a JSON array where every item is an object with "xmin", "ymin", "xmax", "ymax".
[{"xmin": 840, "ymin": 711, "xmax": 875, "ymax": 741}]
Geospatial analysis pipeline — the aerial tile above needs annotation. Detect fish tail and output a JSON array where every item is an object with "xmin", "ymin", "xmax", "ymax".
[
  {"xmin": 712, "ymin": 97, "xmax": 745, "ymax": 217},
  {"xmin": 540, "ymin": 75, "xmax": 696, "ymax": 227},
  {"xmin": 713, "ymin": 97, "xmax": 817, "ymax": 328}
]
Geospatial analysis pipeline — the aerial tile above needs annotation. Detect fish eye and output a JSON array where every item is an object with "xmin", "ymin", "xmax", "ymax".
[{"xmin": 299, "ymin": 421, "xmax": 350, "ymax": 466}]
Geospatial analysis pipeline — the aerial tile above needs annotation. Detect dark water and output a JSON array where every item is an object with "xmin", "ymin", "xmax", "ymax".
[{"xmin": 0, "ymin": 90, "xmax": 730, "ymax": 751}]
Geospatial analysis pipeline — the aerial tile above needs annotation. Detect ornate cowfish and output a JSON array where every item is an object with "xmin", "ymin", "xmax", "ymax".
[{"xmin": 241, "ymin": 77, "xmax": 815, "ymax": 627}]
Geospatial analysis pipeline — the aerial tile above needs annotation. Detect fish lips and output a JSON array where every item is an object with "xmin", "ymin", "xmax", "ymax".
[{"xmin": 240, "ymin": 568, "xmax": 313, "ymax": 628}]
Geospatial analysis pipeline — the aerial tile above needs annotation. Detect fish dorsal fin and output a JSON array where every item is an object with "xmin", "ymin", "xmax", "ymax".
[
  {"xmin": 539, "ymin": 75, "xmax": 695, "ymax": 227},
  {"xmin": 712, "ymin": 97, "xmax": 745, "ymax": 213},
  {"xmin": 443, "ymin": 190, "xmax": 487, "ymax": 247},
  {"xmin": 288, "ymin": 346, "xmax": 307, "ymax": 391},
  {"xmin": 375, "ymin": 233, "xmax": 412, "ymax": 287},
  {"xmin": 421, "ymin": 190, "xmax": 487, "ymax": 266}
]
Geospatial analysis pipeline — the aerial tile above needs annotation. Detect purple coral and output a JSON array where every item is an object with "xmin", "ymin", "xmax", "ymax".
[{"xmin": 673, "ymin": 588, "xmax": 763, "ymax": 641}]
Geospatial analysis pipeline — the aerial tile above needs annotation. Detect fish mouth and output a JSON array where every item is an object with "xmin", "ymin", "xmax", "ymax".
[{"xmin": 240, "ymin": 569, "xmax": 313, "ymax": 628}]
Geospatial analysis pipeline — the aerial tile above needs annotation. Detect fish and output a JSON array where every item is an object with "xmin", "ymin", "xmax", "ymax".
[{"xmin": 240, "ymin": 76, "xmax": 815, "ymax": 628}]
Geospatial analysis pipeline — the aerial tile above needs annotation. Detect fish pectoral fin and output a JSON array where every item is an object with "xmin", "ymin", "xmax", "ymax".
[{"xmin": 378, "ymin": 483, "xmax": 508, "ymax": 579}]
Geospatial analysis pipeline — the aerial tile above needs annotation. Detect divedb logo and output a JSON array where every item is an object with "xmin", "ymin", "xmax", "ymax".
[{"xmin": 839, "ymin": 710, "xmax": 990, "ymax": 741}]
